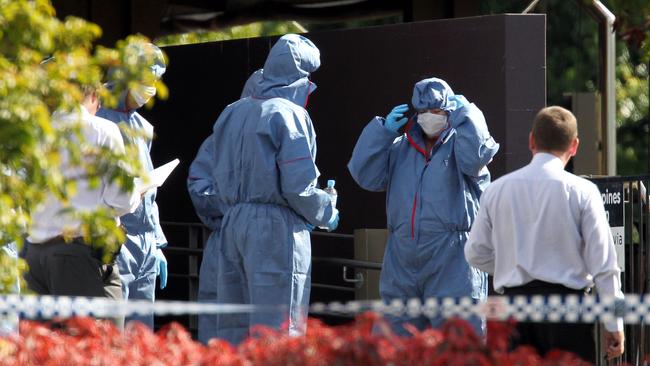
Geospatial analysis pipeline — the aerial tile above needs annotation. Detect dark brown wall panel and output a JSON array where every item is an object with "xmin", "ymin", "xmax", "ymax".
[
  {"xmin": 146, "ymin": 14, "xmax": 546, "ymax": 232},
  {"xmin": 143, "ymin": 15, "xmax": 545, "ymax": 306}
]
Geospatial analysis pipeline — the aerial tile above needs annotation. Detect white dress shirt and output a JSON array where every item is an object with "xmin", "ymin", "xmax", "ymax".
[
  {"xmin": 465, "ymin": 152, "xmax": 623, "ymax": 331},
  {"xmin": 28, "ymin": 106, "xmax": 140, "ymax": 243}
]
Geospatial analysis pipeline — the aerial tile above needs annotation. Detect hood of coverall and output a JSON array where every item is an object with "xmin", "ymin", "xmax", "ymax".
[
  {"xmin": 411, "ymin": 77, "xmax": 465, "ymax": 114},
  {"xmin": 251, "ymin": 34, "xmax": 320, "ymax": 106},
  {"xmin": 107, "ymin": 42, "xmax": 167, "ymax": 110}
]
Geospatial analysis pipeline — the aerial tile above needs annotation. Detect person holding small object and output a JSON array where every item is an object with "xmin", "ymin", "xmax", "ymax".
[{"xmin": 465, "ymin": 106, "xmax": 624, "ymax": 361}]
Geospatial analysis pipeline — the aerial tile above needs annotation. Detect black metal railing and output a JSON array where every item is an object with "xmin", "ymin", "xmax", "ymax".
[
  {"xmin": 589, "ymin": 175, "xmax": 650, "ymax": 365},
  {"xmin": 158, "ymin": 223, "xmax": 382, "ymax": 333}
]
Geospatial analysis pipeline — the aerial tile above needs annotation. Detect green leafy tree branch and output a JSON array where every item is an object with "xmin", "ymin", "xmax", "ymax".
[{"xmin": 0, "ymin": 0, "xmax": 167, "ymax": 292}]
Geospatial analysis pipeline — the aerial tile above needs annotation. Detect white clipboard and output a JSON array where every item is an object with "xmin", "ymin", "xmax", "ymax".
[{"xmin": 134, "ymin": 158, "xmax": 180, "ymax": 194}]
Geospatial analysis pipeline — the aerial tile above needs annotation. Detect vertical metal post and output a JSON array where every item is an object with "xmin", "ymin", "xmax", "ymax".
[
  {"xmin": 525, "ymin": 0, "xmax": 617, "ymax": 175},
  {"xmin": 592, "ymin": 1, "xmax": 617, "ymax": 175}
]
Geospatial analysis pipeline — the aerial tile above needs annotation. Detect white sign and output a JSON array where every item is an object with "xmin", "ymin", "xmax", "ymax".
[{"xmin": 611, "ymin": 226, "xmax": 625, "ymax": 272}]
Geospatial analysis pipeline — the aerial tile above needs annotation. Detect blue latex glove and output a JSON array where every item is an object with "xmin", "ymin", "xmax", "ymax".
[
  {"xmin": 154, "ymin": 248, "xmax": 168, "ymax": 290},
  {"xmin": 306, "ymin": 223, "xmax": 315, "ymax": 232},
  {"xmin": 326, "ymin": 210, "xmax": 340, "ymax": 232},
  {"xmin": 384, "ymin": 104, "xmax": 410, "ymax": 133}
]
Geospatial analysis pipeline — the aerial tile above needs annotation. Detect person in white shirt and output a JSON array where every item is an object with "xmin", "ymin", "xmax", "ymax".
[
  {"xmin": 465, "ymin": 106, "xmax": 624, "ymax": 362},
  {"xmin": 23, "ymin": 86, "xmax": 140, "ymax": 327}
]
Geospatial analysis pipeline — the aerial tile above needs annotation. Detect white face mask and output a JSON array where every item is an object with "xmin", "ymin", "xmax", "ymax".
[
  {"xmin": 417, "ymin": 112, "xmax": 448, "ymax": 137},
  {"xmin": 130, "ymin": 84, "xmax": 157, "ymax": 108}
]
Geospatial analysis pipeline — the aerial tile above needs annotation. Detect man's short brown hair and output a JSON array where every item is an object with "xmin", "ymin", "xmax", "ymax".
[{"xmin": 532, "ymin": 106, "xmax": 578, "ymax": 152}]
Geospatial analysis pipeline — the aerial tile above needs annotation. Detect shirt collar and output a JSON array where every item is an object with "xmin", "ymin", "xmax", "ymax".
[
  {"xmin": 79, "ymin": 104, "xmax": 92, "ymax": 117},
  {"xmin": 531, "ymin": 152, "xmax": 565, "ymax": 170}
]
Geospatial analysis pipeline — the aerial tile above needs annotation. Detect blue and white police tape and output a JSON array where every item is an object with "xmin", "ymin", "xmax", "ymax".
[
  {"xmin": 0, "ymin": 295, "xmax": 282, "ymax": 320},
  {"xmin": 1, "ymin": 294, "xmax": 649, "ymax": 324}
]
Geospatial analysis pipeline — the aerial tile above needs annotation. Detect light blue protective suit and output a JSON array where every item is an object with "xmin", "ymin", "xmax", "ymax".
[
  {"xmin": 188, "ymin": 136, "xmax": 224, "ymax": 343},
  {"xmin": 348, "ymin": 78, "xmax": 499, "ymax": 335},
  {"xmin": 211, "ymin": 34, "xmax": 336, "ymax": 345},
  {"xmin": 188, "ymin": 69, "xmax": 262, "ymax": 344},
  {"xmin": 97, "ymin": 100, "xmax": 167, "ymax": 328}
]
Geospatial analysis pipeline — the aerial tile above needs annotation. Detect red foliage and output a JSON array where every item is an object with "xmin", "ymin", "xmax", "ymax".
[{"xmin": 0, "ymin": 314, "xmax": 604, "ymax": 365}]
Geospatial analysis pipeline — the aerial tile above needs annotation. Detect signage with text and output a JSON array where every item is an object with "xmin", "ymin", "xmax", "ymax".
[{"xmin": 594, "ymin": 181, "xmax": 625, "ymax": 271}]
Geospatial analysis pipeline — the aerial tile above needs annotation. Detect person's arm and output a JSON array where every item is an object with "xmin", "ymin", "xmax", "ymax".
[
  {"xmin": 101, "ymin": 174, "xmax": 140, "ymax": 216},
  {"xmin": 149, "ymin": 199, "xmax": 168, "ymax": 248},
  {"xmin": 582, "ymin": 183, "xmax": 624, "ymax": 360},
  {"xmin": 100, "ymin": 125, "xmax": 141, "ymax": 215},
  {"xmin": 139, "ymin": 120, "xmax": 168, "ymax": 248},
  {"xmin": 347, "ymin": 117, "xmax": 400, "ymax": 192},
  {"xmin": 450, "ymin": 97, "xmax": 499, "ymax": 177},
  {"xmin": 581, "ymin": 184, "xmax": 625, "ymax": 337},
  {"xmin": 187, "ymin": 135, "xmax": 225, "ymax": 230},
  {"xmin": 271, "ymin": 111, "xmax": 335, "ymax": 228},
  {"xmin": 464, "ymin": 191, "xmax": 496, "ymax": 274}
]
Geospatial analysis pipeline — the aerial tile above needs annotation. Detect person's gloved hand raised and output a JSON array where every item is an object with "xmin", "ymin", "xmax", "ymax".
[
  {"xmin": 154, "ymin": 248, "xmax": 168, "ymax": 289},
  {"xmin": 326, "ymin": 209, "xmax": 340, "ymax": 232},
  {"xmin": 384, "ymin": 104, "xmax": 410, "ymax": 133}
]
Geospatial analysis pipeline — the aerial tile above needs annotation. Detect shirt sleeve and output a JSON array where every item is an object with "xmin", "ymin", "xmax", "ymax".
[
  {"xmin": 347, "ymin": 117, "xmax": 398, "ymax": 192},
  {"xmin": 465, "ymin": 190, "xmax": 496, "ymax": 274},
  {"xmin": 581, "ymin": 184, "xmax": 624, "ymax": 332},
  {"xmin": 99, "ymin": 124, "xmax": 141, "ymax": 215}
]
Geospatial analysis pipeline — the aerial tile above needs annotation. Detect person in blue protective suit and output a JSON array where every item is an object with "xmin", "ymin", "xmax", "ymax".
[
  {"xmin": 348, "ymin": 77, "xmax": 499, "ymax": 336},
  {"xmin": 97, "ymin": 42, "xmax": 168, "ymax": 328},
  {"xmin": 188, "ymin": 69, "xmax": 262, "ymax": 344},
  {"xmin": 188, "ymin": 136, "xmax": 223, "ymax": 343},
  {"xmin": 210, "ymin": 34, "xmax": 339, "ymax": 345}
]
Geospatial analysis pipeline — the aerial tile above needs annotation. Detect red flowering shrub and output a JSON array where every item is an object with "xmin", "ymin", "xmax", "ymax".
[{"xmin": 0, "ymin": 314, "xmax": 606, "ymax": 365}]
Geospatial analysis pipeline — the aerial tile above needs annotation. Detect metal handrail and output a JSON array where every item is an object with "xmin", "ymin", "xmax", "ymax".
[
  {"xmin": 312, "ymin": 256, "xmax": 382, "ymax": 271},
  {"xmin": 586, "ymin": 174, "xmax": 650, "ymax": 183},
  {"xmin": 163, "ymin": 246, "xmax": 203, "ymax": 255},
  {"xmin": 160, "ymin": 221, "xmax": 206, "ymax": 228}
]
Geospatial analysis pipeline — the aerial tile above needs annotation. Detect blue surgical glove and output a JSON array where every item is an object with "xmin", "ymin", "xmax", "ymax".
[
  {"xmin": 326, "ymin": 210, "xmax": 340, "ymax": 232},
  {"xmin": 384, "ymin": 104, "xmax": 410, "ymax": 133},
  {"xmin": 154, "ymin": 248, "xmax": 168, "ymax": 290},
  {"xmin": 306, "ymin": 223, "xmax": 315, "ymax": 232}
]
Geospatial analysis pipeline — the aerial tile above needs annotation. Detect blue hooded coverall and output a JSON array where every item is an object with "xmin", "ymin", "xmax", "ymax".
[
  {"xmin": 97, "ymin": 100, "xmax": 168, "ymax": 328},
  {"xmin": 188, "ymin": 136, "xmax": 223, "ymax": 343},
  {"xmin": 348, "ymin": 78, "xmax": 499, "ymax": 335},
  {"xmin": 188, "ymin": 69, "xmax": 262, "ymax": 344},
  {"xmin": 210, "ymin": 34, "xmax": 336, "ymax": 345}
]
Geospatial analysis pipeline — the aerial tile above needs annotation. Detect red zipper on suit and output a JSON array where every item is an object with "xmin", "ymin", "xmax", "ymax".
[{"xmin": 404, "ymin": 119, "xmax": 434, "ymax": 239}]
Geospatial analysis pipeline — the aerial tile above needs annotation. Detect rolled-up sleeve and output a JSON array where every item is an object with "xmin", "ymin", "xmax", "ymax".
[{"xmin": 100, "ymin": 125, "xmax": 141, "ymax": 215}]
